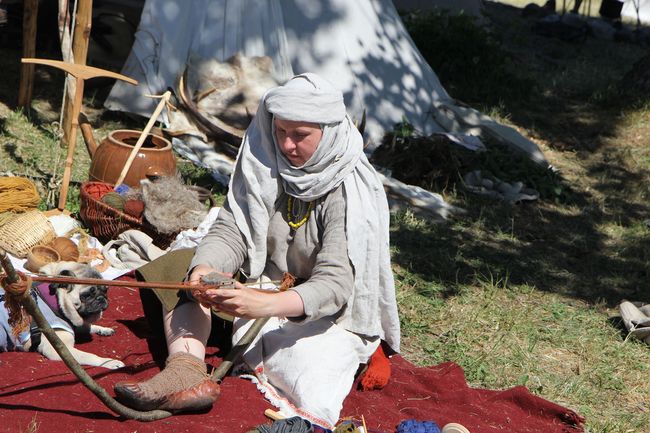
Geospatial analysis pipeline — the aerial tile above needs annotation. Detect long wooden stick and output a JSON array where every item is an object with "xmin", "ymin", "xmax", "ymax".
[
  {"xmin": 0, "ymin": 252, "xmax": 276, "ymax": 419},
  {"xmin": 57, "ymin": 74, "xmax": 84, "ymax": 210},
  {"xmin": 9, "ymin": 274, "xmax": 279, "ymax": 291},
  {"xmin": 114, "ymin": 91, "xmax": 172, "ymax": 187},
  {"xmin": 0, "ymin": 249, "xmax": 173, "ymax": 421}
]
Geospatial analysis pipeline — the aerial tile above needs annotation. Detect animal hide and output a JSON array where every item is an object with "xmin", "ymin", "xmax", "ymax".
[{"xmin": 168, "ymin": 53, "xmax": 281, "ymax": 156}]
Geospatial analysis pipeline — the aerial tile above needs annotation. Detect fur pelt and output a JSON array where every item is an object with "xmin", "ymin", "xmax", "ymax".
[{"xmin": 128, "ymin": 176, "xmax": 208, "ymax": 234}]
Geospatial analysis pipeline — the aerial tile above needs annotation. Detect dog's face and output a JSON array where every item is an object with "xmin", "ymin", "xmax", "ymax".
[{"xmin": 39, "ymin": 262, "xmax": 109, "ymax": 328}]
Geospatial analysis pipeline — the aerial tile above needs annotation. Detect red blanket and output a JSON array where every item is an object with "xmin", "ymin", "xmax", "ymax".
[{"xmin": 0, "ymin": 283, "xmax": 584, "ymax": 433}]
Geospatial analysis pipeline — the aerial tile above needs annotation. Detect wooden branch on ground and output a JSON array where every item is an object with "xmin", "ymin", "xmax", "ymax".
[{"xmin": 0, "ymin": 249, "xmax": 173, "ymax": 421}]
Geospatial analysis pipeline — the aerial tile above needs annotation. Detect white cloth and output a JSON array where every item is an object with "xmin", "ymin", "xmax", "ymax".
[
  {"xmin": 47, "ymin": 214, "xmax": 81, "ymax": 237},
  {"xmin": 101, "ymin": 230, "xmax": 166, "ymax": 270},
  {"xmin": 227, "ymin": 73, "xmax": 400, "ymax": 352},
  {"xmin": 233, "ymin": 315, "xmax": 379, "ymax": 429},
  {"xmin": 106, "ymin": 0, "xmax": 546, "ymax": 163}
]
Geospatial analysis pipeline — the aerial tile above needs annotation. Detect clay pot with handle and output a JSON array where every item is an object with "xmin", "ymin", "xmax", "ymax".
[{"xmin": 80, "ymin": 114, "xmax": 177, "ymax": 187}]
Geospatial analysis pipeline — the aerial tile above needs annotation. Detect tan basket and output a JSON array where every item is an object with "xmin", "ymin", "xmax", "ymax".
[{"xmin": 0, "ymin": 210, "xmax": 56, "ymax": 258}]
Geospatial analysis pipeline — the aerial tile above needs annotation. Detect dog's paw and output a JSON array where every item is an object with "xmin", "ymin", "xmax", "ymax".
[
  {"xmin": 91, "ymin": 325, "xmax": 115, "ymax": 336},
  {"xmin": 101, "ymin": 359, "xmax": 126, "ymax": 370}
]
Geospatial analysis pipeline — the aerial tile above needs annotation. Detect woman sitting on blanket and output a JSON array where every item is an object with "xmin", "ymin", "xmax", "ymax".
[{"xmin": 114, "ymin": 73, "xmax": 400, "ymax": 429}]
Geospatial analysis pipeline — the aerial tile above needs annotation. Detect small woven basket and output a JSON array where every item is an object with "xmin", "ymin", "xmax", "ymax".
[
  {"xmin": 0, "ymin": 210, "xmax": 56, "ymax": 258},
  {"xmin": 79, "ymin": 182, "xmax": 181, "ymax": 248}
]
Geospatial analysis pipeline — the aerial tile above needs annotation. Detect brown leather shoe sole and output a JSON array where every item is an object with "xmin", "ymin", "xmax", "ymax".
[{"xmin": 114, "ymin": 378, "xmax": 221, "ymax": 413}]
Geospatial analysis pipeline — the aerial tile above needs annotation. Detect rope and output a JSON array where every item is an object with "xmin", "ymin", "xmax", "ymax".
[
  {"xmin": 0, "ymin": 177, "xmax": 40, "ymax": 213},
  {"xmin": 0, "ymin": 271, "xmax": 32, "ymax": 336}
]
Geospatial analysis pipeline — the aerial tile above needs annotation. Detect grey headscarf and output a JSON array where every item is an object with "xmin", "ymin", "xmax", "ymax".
[{"xmin": 227, "ymin": 73, "xmax": 400, "ymax": 351}]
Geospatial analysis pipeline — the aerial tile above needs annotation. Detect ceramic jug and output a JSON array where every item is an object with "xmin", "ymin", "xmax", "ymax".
[{"xmin": 85, "ymin": 129, "xmax": 177, "ymax": 187}]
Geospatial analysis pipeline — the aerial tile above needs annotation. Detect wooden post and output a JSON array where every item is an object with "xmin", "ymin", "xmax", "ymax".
[
  {"xmin": 62, "ymin": 0, "xmax": 93, "ymax": 146},
  {"xmin": 21, "ymin": 58, "xmax": 137, "ymax": 210},
  {"xmin": 17, "ymin": 0, "xmax": 39, "ymax": 109}
]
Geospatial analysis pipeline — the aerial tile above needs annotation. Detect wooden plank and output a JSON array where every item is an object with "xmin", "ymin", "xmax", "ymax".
[{"xmin": 17, "ymin": 0, "xmax": 39, "ymax": 109}]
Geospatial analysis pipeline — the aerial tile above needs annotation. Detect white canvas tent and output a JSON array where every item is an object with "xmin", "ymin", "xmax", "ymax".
[
  {"xmin": 622, "ymin": 0, "xmax": 650, "ymax": 24},
  {"xmin": 105, "ymin": 0, "xmax": 545, "ymax": 165}
]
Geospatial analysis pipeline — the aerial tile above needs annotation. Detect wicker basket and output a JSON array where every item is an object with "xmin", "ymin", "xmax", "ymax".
[
  {"xmin": 79, "ymin": 181, "xmax": 213, "ymax": 249},
  {"xmin": 0, "ymin": 210, "xmax": 56, "ymax": 258}
]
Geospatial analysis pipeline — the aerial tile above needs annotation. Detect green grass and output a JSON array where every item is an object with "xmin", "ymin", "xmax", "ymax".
[{"xmin": 394, "ymin": 211, "xmax": 650, "ymax": 431}]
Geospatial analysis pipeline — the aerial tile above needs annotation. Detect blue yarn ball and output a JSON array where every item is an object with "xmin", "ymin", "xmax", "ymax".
[
  {"xmin": 114, "ymin": 183, "xmax": 131, "ymax": 195},
  {"xmin": 396, "ymin": 419, "xmax": 441, "ymax": 433}
]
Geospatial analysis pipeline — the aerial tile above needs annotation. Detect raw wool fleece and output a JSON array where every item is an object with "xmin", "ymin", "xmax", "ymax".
[{"xmin": 131, "ymin": 177, "xmax": 208, "ymax": 234}]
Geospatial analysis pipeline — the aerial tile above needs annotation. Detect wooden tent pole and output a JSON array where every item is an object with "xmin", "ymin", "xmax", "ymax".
[
  {"xmin": 62, "ymin": 0, "xmax": 92, "ymax": 146},
  {"xmin": 17, "ymin": 0, "xmax": 39, "ymax": 110},
  {"xmin": 21, "ymin": 58, "xmax": 137, "ymax": 210}
]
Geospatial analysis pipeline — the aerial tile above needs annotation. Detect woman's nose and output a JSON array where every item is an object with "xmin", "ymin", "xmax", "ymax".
[{"xmin": 281, "ymin": 137, "xmax": 296, "ymax": 152}]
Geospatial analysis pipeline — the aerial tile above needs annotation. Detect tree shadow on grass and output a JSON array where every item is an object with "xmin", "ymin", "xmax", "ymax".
[
  {"xmin": 390, "ymin": 3, "xmax": 650, "ymax": 307},
  {"xmin": 391, "ymin": 184, "xmax": 649, "ymax": 306}
]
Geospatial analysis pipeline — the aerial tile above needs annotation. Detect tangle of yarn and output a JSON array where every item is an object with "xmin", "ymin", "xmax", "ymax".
[
  {"xmin": 0, "ymin": 272, "xmax": 32, "ymax": 336},
  {"xmin": 396, "ymin": 419, "xmax": 442, "ymax": 433},
  {"xmin": 0, "ymin": 177, "xmax": 40, "ymax": 213},
  {"xmin": 360, "ymin": 344, "xmax": 391, "ymax": 391}
]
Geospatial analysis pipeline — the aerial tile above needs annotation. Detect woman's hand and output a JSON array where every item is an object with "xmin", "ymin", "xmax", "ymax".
[
  {"xmin": 188, "ymin": 265, "xmax": 305, "ymax": 318},
  {"xmin": 200, "ymin": 285, "xmax": 274, "ymax": 319},
  {"xmin": 198, "ymin": 285, "xmax": 306, "ymax": 319},
  {"xmin": 188, "ymin": 264, "xmax": 233, "ymax": 308}
]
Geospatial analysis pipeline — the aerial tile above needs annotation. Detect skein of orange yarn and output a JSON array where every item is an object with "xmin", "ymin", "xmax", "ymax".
[
  {"xmin": 0, "ymin": 177, "xmax": 40, "ymax": 213},
  {"xmin": 360, "ymin": 344, "xmax": 391, "ymax": 390}
]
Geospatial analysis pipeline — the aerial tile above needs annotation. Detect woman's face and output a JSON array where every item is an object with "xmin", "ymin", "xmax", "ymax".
[{"xmin": 274, "ymin": 118, "xmax": 323, "ymax": 167}]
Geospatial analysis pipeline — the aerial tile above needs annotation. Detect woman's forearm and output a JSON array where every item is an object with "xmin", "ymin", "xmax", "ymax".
[{"xmin": 268, "ymin": 290, "xmax": 305, "ymax": 318}]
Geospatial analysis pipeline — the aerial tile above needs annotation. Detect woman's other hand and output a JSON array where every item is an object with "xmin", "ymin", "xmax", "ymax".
[{"xmin": 200, "ymin": 285, "xmax": 305, "ymax": 319}]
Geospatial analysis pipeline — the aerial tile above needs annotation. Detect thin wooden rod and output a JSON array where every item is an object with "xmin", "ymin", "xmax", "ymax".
[{"xmin": 3, "ymin": 273, "xmax": 279, "ymax": 292}]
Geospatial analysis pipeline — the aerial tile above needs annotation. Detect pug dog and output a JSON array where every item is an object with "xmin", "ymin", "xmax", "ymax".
[{"xmin": 26, "ymin": 262, "xmax": 124, "ymax": 369}]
